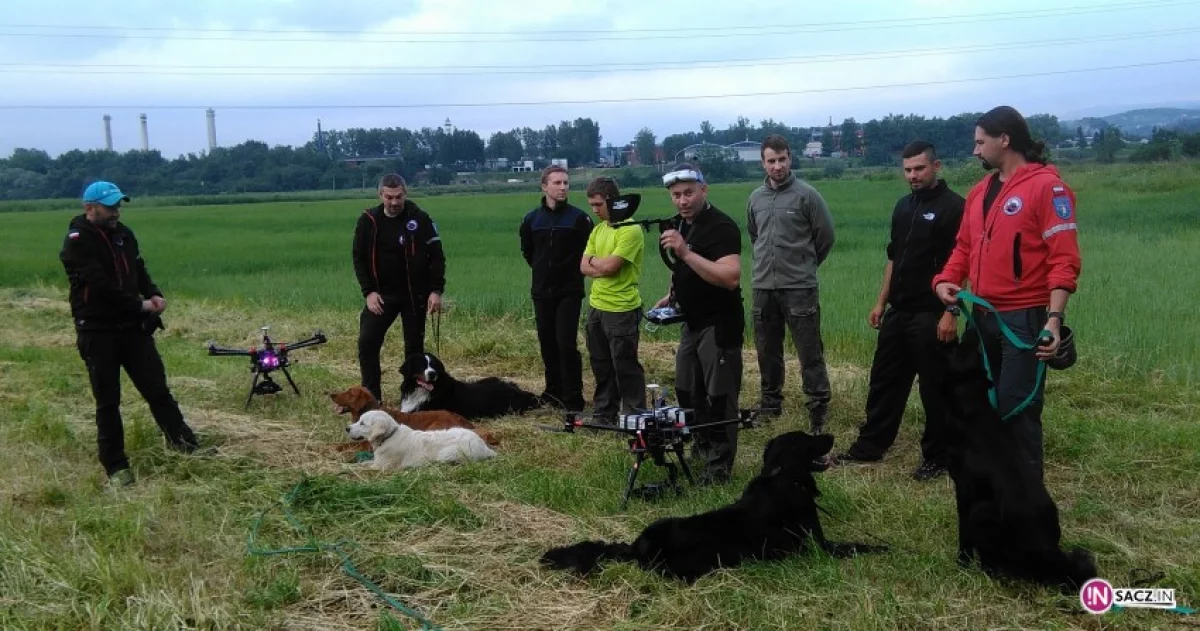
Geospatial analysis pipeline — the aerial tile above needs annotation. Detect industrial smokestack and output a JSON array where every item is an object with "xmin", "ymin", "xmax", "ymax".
[
  {"xmin": 206, "ymin": 108, "xmax": 217, "ymax": 150},
  {"xmin": 139, "ymin": 113, "xmax": 149, "ymax": 151},
  {"xmin": 103, "ymin": 114, "xmax": 113, "ymax": 151}
]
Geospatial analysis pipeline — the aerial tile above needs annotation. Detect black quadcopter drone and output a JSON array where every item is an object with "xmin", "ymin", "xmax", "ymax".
[
  {"xmin": 545, "ymin": 384, "xmax": 761, "ymax": 509},
  {"xmin": 206, "ymin": 326, "xmax": 328, "ymax": 408}
]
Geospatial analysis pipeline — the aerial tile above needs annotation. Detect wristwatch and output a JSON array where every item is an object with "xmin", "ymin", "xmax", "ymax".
[
  {"xmin": 946, "ymin": 305, "xmax": 961, "ymax": 317},
  {"xmin": 1047, "ymin": 311, "xmax": 1066, "ymax": 324}
]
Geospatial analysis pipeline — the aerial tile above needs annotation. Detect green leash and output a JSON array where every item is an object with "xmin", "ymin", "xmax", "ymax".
[
  {"xmin": 955, "ymin": 290, "xmax": 1052, "ymax": 421},
  {"xmin": 247, "ymin": 478, "xmax": 442, "ymax": 631}
]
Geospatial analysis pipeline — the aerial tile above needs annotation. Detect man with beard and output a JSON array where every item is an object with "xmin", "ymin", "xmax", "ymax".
[
  {"xmin": 520, "ymin": 165, "xmax": 593, "ymax": 411},
  {"xmin": 833, "ymin": 141, "xmax": 964, "ymax": 480},
  {"xmin": 353, "ymin": 173, "xmax": 446, "ymax": 403},
  {"xmin": 60, "ymin": 180, "xmax": 210, "ymax": 488},
  {"xmin": 933, "ymin": 106, "xmax": 1082, "ymax": 478},
  {"xmin": 746, "ymin": 134, "xmax": 836, "ymax": 433}
]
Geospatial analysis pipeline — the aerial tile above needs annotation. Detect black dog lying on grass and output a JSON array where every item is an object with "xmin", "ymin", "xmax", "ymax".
[
  {"xmin": 942, "ymin": 327, "xmax": 1097, "ymax": 593},
  {"xmin": 539, "ymin": 431, "xmax": 887, "ymax": 582}
]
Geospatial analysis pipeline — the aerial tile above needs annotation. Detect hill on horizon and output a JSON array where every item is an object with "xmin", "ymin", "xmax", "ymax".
[{"xmin": 1062, "ymin": 107, "xmax": 1200, "ymax": 138}]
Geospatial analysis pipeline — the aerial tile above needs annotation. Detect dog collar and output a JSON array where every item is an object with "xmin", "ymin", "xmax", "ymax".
[{"xmin": 373, "ymin": 424, "xmax": 398, "ymax": 445}]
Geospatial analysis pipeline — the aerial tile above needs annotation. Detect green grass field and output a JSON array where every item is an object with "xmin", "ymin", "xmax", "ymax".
[{"xmin": 1, "ymin": 162, "xmax": 1198, "ymax": 630}]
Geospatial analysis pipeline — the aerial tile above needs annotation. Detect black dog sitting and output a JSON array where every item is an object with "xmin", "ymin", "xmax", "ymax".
[
  {"xmin": 398, "ymin": 352, "xmax": 542, "ymax": 420},
  {"xmin": 942, "ymin": 327, "xmax": 1097, "ymax": 593},
  {"xmin": 540, "ymin": 431, "xmax": 887, "ymax": 582}
]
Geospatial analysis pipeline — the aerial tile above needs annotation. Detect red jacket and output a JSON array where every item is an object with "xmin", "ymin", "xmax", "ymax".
[{"xmin": 932, "ymin": 163, "xmax": 1081, "ymax": 310}]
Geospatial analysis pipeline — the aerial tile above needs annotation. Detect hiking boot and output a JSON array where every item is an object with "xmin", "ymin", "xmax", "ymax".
[
  {"xmin": 756, "ymin": 406, "xmax": 782, "ymax": 419},
  {"xmin": 912, "ymin": 460, "xmax": 947, "ymax": 481},
  {"xmin": 808, "ymin": 403, "xmax": 829, "ymax": 435},
  {"xmin": 809, "ymin": 414, "xmax": 827, "ymax": 435},
  {"xmin": 108, "ymin": 468, "xmax": 135, "ymax": 488},
  {"xmin": 538, "ymin": 393, "xmax": 565, "ymax": 409},
  {"xmin": 590, "ymin": 413, "xmax": 618, "ymax": 427}
]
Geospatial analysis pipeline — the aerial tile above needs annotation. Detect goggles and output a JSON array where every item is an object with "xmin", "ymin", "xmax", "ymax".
[{"xmin": 662, "ymin": 169, "xmax": 705, "ymax": 188}]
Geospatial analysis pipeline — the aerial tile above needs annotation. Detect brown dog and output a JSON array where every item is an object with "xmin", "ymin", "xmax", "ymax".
[{"xmin": 329, "ymin": 385, "xmax": 498, "ymax": 449}]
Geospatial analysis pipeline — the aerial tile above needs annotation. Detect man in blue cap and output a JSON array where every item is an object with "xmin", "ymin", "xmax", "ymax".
[{"xmin": 60, "ymin": 181, "xmax": 208, "ymax": 488}]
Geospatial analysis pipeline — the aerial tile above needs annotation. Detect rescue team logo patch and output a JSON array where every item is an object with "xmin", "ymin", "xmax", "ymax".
[
  {"xmin": 67, "ymin": 231, "xmax": 80, "ymax": 240},
  {"xmin": 1003, "ymin": 196, "xmax": 1024, "ymax": 216},
  {"xmin": 1053, "ymin": 196, "xmax": 1074, "ymax": 220},
  {"xmin": 923, "ymin": 212, "xmax": 935, "ymax": 221},
  {"xmin": 406, "ymin": 220, "xmax": 418, "ymax": 232}
]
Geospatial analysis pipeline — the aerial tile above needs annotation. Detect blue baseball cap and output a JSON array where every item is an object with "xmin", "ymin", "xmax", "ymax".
[{"xmin": 82, "ymin": 181, "xmax": 131, "ymax": 206}]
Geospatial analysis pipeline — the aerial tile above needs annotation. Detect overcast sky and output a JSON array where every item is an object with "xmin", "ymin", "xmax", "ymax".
[{"xmin": 1, "ymin": 0, "xmax": 1198, "ymax": 159}]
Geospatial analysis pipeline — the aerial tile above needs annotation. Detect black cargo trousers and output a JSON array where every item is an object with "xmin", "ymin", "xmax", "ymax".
[{"xmin": 76, "ymin": 327, "xmax": 198, "ymax": 475}]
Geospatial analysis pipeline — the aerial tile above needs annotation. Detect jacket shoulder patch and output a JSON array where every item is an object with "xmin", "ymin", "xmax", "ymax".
[{"xmin": 1052, "ymin": 196, "xmax": 1073, "ymax": 220}]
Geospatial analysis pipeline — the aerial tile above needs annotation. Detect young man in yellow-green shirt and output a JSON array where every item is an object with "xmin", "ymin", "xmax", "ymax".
[{"xmin": 579, "ymin": 178, "xmax": 647, "ymax": 423}]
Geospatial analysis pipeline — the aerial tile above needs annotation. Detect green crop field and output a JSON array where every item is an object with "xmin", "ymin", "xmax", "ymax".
[{"xmin": 1, "ymin": 162, "xmax": 1197, "ymax": 630}]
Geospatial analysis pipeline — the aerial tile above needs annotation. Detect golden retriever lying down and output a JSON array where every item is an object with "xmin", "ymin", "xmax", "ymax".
[
  {"xmin": 329, "ymin": 385, "xmax": 499, "ymax": 451},
  {"xmin": 346, "ymin": 410, "xmax": 496, "ymax": 470}
]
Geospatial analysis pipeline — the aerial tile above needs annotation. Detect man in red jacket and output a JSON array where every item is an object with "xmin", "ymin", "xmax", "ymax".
[{"xmin": 933, "ymin": 105, "xmax": 1082, "ymax": 477}]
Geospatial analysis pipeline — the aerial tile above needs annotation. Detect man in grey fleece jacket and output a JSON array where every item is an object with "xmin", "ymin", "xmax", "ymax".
[{"xmin": 747, "ymin": 134, "xmax": 836, "ymax": 432}]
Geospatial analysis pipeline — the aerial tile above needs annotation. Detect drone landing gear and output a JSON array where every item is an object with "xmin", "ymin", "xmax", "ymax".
[
  {"xmin": 244, "ymin": 366, "xmax": 301, "ymax": 410},
  {"xmin": 621, "ymin": 437, "xmax": 695, "ymax": 510}
]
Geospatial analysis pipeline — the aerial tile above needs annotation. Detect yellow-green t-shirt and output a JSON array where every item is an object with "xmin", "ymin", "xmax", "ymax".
[{"xmin": 584, "ymin": 222, "xmax": 644, "ymax": 312}]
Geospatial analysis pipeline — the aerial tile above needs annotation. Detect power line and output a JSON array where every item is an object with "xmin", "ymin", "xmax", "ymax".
[
  {"xmin": 1, "ymin": 26, "xmax": 1195, "ymax": 77},
  {"xmin": 0, "ymin": 0, "xmax": 1190, "ymax": 36},
  {"xmin": 2, "ymin": 58, "xmax": 1195, "ymax": 111},
  {"xmin": 0, "ymin": 0, "xmax": 1194, "ymax": 44}
]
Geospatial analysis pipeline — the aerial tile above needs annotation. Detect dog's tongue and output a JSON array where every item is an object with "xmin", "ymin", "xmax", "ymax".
[{"xmin": 418, "ymin": 379, "xmax": 434, "ymax": 392}]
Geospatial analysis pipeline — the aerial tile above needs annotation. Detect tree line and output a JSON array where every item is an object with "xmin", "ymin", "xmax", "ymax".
[{"xmin": 2, "ymin": 110, "xmax": 1197, "ymax": 201}]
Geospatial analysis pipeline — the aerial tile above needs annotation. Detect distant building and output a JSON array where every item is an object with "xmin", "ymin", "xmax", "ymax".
[
  {"xmin": 598, "ymin": 145, "xmax": 622, "ymax": 166},
  {"xmin": 803, "ymin": 142, "xmax": 823, "ymax": 158},
  {"xmin": 622, "ymin": 144, "xmax": 666, "ymax": 166},
  {"xmin": 674, "ymin": 141, "xmax": 756, "ymax": 163},
  {"xmin": 727, "ymin": 140, "xmax": 762, "ymax": 162}
]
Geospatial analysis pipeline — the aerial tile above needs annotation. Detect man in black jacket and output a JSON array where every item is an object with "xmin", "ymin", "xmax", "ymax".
[
  {"xmin": 835, "ymin": 141, "xmax": 965, "ymax": 480},
  {"xmin": 59, "ymin": 180, "xmax": 205, "ymax": 488},
  {"xmin": 353, "ymin": 173, "xmax": 446, "ymax": 402},
  {"xmin": 519, "ymin": 165, "xmax": 594, "ymax": 411}
]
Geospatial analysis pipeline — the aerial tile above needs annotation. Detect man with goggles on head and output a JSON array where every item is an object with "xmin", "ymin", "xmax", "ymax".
[
  {"xmin": 652, "ymin": 163, "xmax": 744, "ymax": 484},
  {"xmin": 59, "ymin": 181, "xmax": 208, "ymax": 488}
]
